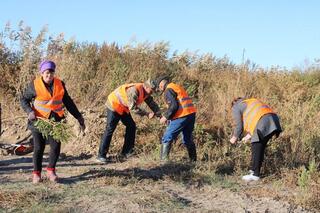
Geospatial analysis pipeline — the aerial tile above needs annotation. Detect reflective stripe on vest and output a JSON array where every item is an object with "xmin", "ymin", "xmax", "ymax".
[
  {"xmin": 34, "ymin": 100, "xmax": 63, "ymax": 105},
  {"xmin": 242, "ymin": 98, "xmax": 275, "ymax": 135},
  {"xmin": 33, "ymin": 77, "xmax": 65, "ymax": 118},
  {"xmin": 108, "ymin": 83, "xmax": 146, "ymax": 115},
  {"xmin": 166, "ymin": 83, "xmax": 196, "ymax": 119}
]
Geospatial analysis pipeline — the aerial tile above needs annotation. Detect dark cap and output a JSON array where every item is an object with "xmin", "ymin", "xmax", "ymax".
[{"xmin": 155, "ymin": 75, "xmax": 169, "ymax": 87}]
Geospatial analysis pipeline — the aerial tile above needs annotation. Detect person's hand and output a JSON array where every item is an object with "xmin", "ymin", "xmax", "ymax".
[
  {"xmin": 148, "ymin": 112, "xmax": 155, "ymax": 119},
  {"xmin": 241, "ymin": 134, "xmax": 251, "ymax": 143},
  {"xmin": 28, "ymin": 111, "xmax": 36, "ymax": 121},
  {"xmin": 160, "ymin": 116, "xmax": 168, "ymax": 125},
  {"xmin": 229, "ymin": 136, "xmax": 238, "ymax": 144},
  {"xmin": 77, "ymin": 116, "xmax": 86, "ymax": 132}
]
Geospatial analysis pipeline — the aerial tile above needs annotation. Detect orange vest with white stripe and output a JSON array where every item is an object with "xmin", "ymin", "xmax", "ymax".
[
  {"xmin": 242, "ymin": 98, "xmax": 275, "ymax": 135},
  {"xmin": 108, "ymin": 83, "xmax": 146, "ymax": 115},
  {"xmin": 165, "ymin": 83, "xmax": 196, "ymax": 120},
  {"xmin": 33, "ymin": 77, "xmax": 65, "ymax": 118}
]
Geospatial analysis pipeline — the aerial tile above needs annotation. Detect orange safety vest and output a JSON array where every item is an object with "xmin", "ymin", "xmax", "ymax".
[
  {"xmin": 108, "ymin": 83, "xmax": 146, "ymax": 115},
  {"xmin": 165, "ymin": 83, "xmax": 196, "ymax": 120},
  {"xmin": 33, "ymin": 77, "xmax": 65, "ymax": 118},
  {"xmin": 242, "ymin": 98, "xmax": 275, "ymax": 135}
]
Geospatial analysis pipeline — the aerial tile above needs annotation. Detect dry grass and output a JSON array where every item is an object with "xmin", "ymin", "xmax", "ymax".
[{"xmin": 1, "ymin": 22, "xmax": 320, "ymax": 211}]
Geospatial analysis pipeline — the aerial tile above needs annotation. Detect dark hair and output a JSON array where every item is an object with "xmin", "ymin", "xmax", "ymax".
[{"xmin": 231, "ymin": 97, "xmax": 243, "ymax": 107}]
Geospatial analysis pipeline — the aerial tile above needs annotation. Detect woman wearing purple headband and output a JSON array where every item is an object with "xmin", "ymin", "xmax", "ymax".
[{"xmin": 20, "ymin": 60, "xmax": 86, "ymax": 184}]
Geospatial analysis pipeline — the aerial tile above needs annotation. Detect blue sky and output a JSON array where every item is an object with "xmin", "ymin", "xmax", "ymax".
[{"xmin": 1, "ymin": 0, "xmax": 319, "ymax": 69}]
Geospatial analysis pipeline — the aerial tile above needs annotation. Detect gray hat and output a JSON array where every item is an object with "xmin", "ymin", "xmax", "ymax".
[{"xmin": 144, "ymin": 79, "xmax": 157, "ymax": 90}]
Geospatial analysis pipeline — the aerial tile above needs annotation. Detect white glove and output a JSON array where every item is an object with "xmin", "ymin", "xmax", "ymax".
[{"xmin": 241, "ymin": 134, "xmax": 251, "ymax": 143}]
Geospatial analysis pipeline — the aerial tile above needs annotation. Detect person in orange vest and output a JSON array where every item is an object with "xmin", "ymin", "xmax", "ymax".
[
  {"xmin": 97, "ymin": 79, "xmax": 161, "ymax": 163},
  {"xmin": 229, "ymin": 97, "xmax": 282, "ymax": 181},
  {"xmin": 155, "ymin": 76, "xmax": 197, "ymax": 162},
  {"xmin": 20, "ymin": 60, "xmax": 85, "ymax": 184}
]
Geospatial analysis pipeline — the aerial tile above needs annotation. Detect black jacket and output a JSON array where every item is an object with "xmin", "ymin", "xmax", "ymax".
[{"xmin": 162, "ymin": 82, "xmax": 179, "ymax": 120}]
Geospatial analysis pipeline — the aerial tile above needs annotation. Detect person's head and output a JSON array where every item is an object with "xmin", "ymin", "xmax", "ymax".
[
  {"xmin": 155, "ymin": 75, "xmax": 170, "ymax": 92},
  {"xmin": 231, "ymin": 97, "xmax": 243, "ymax": 108},
  {"xmin": 39, "ymin": 60, "xmax": 56, "ymax": 84},
  {"xmin": 143, "ymin": 79, "xmax": 157, "ymax": 95}
]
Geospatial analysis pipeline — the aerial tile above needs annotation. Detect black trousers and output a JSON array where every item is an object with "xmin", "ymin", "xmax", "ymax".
[
  {"xmin": 98, "ymin": 108, "xmax": 136, "ymax": 157},
  {"xmin": 251, "ymin": 133, "xmax": 275, "ymax": 176},
  {"xmin": 32, "ymin": 131, "xmax": 61, "ymax": 172}
]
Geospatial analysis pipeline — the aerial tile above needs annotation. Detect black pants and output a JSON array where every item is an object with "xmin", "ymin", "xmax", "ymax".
[
  {"xmin": 98, "ymin": 108, "xmax": 136, "ymax": 157},
  {"xmin": 32, "ymin": 131, "xmax": 61, "ymax": 172},
  {"xmin": 251, "ymin": 133, "xmax": 275, "ymax": 176}
]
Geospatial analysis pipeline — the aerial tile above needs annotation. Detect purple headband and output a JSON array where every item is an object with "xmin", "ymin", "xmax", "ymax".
[{"xmin": 39, "ymin": 60, "xmax": 56, "ymax": 73}]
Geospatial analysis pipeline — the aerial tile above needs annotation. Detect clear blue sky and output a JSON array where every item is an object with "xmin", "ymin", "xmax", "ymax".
[{"xmin": 1, "ymin": 0, "xmax": 319, "ymax": 69}]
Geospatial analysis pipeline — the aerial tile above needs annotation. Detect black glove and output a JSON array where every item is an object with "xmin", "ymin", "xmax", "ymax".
[
  {"xmin": 77, "ymin": 116, "xmax": 86, "ymax": 132},
  {"xmin": 28, "ymin": 111, "xmax": 36, "ymax": 121}
]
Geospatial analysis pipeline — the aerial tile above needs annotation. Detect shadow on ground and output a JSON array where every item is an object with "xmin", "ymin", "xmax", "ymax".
[
  {"xmin": 61, "ymin": 162, "xmax": 195, "ymax": 185},
  {"xmin": 0, "ymin": 153, "xmax": 101, "ymax": 174}
]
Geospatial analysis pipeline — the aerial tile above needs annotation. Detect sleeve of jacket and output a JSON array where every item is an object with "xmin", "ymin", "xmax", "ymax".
[
  {"xmin": 127, "ymin": 86, "xmax": 148, "ymax": 116},
  {"xmin": 144, "ymin": 96, "xmax": 161, "ymax": 117},
  {"xmin": 163, "ymin": 88, "xmax": 178, "ymax": 120},
  {"xmin": 232, "ymin": 103, "xmax": 244, "ymax": 139},
  {"xmin": 20, "ymin": 82, "xmax": 36, "ymax": 114},
  {"xmin": 62, "ymin": 82, "xmax": 82, "ymax": 120}
]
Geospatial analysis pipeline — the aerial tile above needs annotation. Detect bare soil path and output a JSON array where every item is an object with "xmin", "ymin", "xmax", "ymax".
[{"xmin": 0, "ymin": 153, "xmax": 312, "ymax": 213}]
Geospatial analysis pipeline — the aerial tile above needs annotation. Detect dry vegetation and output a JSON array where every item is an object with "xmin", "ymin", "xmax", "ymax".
[{"xmin": 1, "ymin": 22, "xmax": 320, "ymax": 212}]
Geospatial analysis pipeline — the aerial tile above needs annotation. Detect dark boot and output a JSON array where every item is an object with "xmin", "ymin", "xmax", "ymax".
[
  {"xmin": 119, "ymin": 148, "xmax": 135, "ymax": 160},
  {"xmin": 160, "ymin": 143, "xmax": 171, "ymax": 161},
  {"xmin": 186, "ymin": 143, "xmax": 197, "ymax": 162}
]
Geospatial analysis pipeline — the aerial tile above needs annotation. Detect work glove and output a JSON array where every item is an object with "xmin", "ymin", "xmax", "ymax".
[
  {"xmin": 148, "ymin": 112, "xmax": 155, "ymax": 119},
  {"xmin": 28, "ymin": 111, "xmax": 36, "ymax": 121},
  {"xmin": 77, "ymin": 116, "xmax": 86, "ymax": 132},
  {"xmin": 241, "ymin": 134, "xmax": 251, "ymax": 144},
  {"xmin": 229, "ymin": 136, "xmax": 237, "ymax": 144},
  {"xmin": 160, "ymin": 116, "xmax": 169, "ymax": 125}
]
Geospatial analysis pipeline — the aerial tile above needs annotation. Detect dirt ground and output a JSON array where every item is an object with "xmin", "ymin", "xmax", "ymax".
[{"xmin": 0, "ymin": 152, "xmax": 313, "ymax": 213}]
